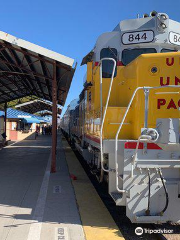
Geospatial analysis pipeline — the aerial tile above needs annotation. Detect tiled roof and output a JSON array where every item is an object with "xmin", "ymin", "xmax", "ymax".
[
  {"xmin": 0, "ymin": 108, "xmax": 48, "ymax": 123},
  {"xmin": 0, "ymin": 111, "xmax": 4, "ymax": 117}
]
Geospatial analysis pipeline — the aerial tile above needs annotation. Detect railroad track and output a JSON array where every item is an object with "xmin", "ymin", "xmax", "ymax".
[
  {"xmin": 152, "ymin": 224, "xmax": 180, "ymax": 240},
  {"xmin": 64, "ymin": 136, "xmax": 180, "ymax": 240}
]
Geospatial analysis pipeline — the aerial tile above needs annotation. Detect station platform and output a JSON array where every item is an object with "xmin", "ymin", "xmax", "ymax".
[{"xmin": 0, "ymin": 133, "xmax": 124, "ymax": 240}]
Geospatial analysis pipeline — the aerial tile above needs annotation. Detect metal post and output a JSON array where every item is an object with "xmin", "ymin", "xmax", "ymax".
[
  {"xmin": 51, "ymin": 62, "xmax": 57, "ymax": 173},
  {"xmin": 4, "ymin": 102, "xmax": 7, "ymax": 140},
  {"xmin": 144, "ymin": 89, "xmax": 149, "ymax": 128}
]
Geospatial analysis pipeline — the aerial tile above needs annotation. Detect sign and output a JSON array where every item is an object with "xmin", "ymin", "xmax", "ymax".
[
  {"xmin": 53, "ymin": 185, "xmax": 61, "ymax": 193},
  {"xmin": 18, "ymin": 115, "xmax": 31, "ymax": 118},
  {"xmin": 122, "ymin": 30, "xmax": 154, "ymax": 45},
  {"xmin": 157, "ymin": 57, "xmax": 180, "ymax": 109},
  {"xmin": 169, "ymin": 31, "xmax": 180, "ymax": 46},
  {"xmin": 55, "ymin": 227, "xmax": 69, "ymax": 240},
  {"xmin": 12, "ymin": 122, "xmax": 16, "ymax": 130}
]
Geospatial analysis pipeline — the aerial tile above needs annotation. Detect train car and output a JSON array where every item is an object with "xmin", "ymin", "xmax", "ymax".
[
  {"xmin": 60, "ymin": 98, "xmax": 79, "ymax": 136},
  {"xmin": 61, "ymin": 11, "xmax": 180, "ymax": 224}
]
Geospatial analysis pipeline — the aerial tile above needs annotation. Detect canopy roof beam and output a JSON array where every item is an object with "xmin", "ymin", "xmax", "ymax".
[
  {"xmin": 38, "ymin": 55, "xmax": 52, "ymax": 99},
  {"xmin": 0, "ymin": 46, "xmax": 41, "ymax": 98},
  {"xmin": 22, "ymin": 49, "xmax": 46, "ymax": 99},
  {"xmin": 0, "ymin": 77, "xmax": 22, "ymax": 98},
  {"xmin": 2, "ymin": 75, "xmax": 30, "ymax": 96},
  {"xmin": 0, "ymin": 93, "xmax": 34, "ymax": 105},
  {"xmin": 1, "ymin": 42, "xmax": 72, "ymax": 71},
  {"xmin": 3, "ymin": 44, "xmax": 40, "ymax": 94},
  {"xmin": 0, "ymin": 57, "xmax": 53, "ymax": 81}
]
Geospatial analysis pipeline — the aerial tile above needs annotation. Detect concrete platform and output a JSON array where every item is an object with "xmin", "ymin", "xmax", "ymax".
[
  {"xmin": 0, "ymin": 134, "xmax": 85, "ymax": 240},
  {"xmin": 0, "ymin": 133, "xmax": 124, "ymax": 240}
]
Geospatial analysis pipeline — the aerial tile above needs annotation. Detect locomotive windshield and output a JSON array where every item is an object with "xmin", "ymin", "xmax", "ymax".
[
  {"xmin": 100, "ymin": 48, "xmax": 117, "ymax": 78},
  {"xmin": 161, "ymin": 48, "xmax": 177, "ymax": 52},
  {"xmin": 122, "ymin": 48, "xmax": 156, "ymax": 65}
]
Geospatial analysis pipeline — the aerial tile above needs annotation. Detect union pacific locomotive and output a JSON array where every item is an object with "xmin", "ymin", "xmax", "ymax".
[{"xmin": 61, "ymin": 11, "xmax": 180, "ymax": 223}]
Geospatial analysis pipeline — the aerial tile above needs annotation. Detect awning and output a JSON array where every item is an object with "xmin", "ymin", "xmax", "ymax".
[
  {"xmin": 0, "ymin": 110, "xmax": 4, "ymax": 117},
  {"xmin": 39, "ymin": 110, "xmax": 60, "ymax": 117},
  {"xmin": 35, "ymin": 115, "xmax": 49, "ymax": 123},
  {"xmin": 15, "ymin": 99, "xmax": 62, "ymax": 114},
  {"xmin": 7, "ymin": 108, "xmax": 40, "ymax": 119},
  {"xmin": 0, "ymin": 30, "xmax": 76, "ymax": 106},
  {"xmin": 22, "ymin": 117, "xmax": 40, "ymax": 124},
  {"xmin": 0, "ymin": 30, "xmax": 75, "ymax": 173},
  {"xmin": 39, "ymin": 119, "xmax": 49, "ymax": 123},
  {"xmin": 40, "ymin": 112, "xmax": 53, "ymax": 117}
]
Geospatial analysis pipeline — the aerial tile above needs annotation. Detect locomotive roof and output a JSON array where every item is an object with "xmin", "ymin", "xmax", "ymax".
[
  {"xmin": 68, "ymin": 98, "xmax": 79, "ymax": 110},
  {"xmin": 113, "ymin": 12, "xmax": 180, "ymax": 45},
  {"xmin": 81, "ymin": 12, "xmax": 180, "ymax": 65}
]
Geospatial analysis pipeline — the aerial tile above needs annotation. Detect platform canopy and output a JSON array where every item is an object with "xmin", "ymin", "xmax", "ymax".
[
  {"xmin": 39, "ymin": 110, "xmax": 57, "ymax": 117},
  {"xmin": 0, "ymin": 30, "xmax": 75, "ymax": 106},
  {"xmin": 15, "ymin": 99, "xmax": 62, "ymax": 114},
  {"xmin": 38, "ymin": 110, "xmax": 60, "ymax": 118},
  {"xmin": 0, "ymin": 30, "xmax": 75, "ymax": 173}
]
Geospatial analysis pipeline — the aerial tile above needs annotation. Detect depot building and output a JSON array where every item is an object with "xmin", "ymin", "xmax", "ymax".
[{"xmin": 0, "ymin": 108, "xmax": 48, "ymax": 142}]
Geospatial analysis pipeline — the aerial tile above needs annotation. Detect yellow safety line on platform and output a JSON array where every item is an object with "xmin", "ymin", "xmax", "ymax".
[{"xmin": 62, "ymin": 139, "xmax": 124, "ymax": 240}]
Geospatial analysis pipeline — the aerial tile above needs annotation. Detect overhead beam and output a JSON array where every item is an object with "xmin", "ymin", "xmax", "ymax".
[
  {"xmin": 38, "ymin": 55, "xmax": 52, "ymax": 100},
  {"xmin": 0, "ymin": 57, "xmax": 53, "ymax": 81},
  {"xmin": 2, "ymin": 75, "xmax": 29, "ymax": 96},
  {"xmin": 0, "ymin": 77, "xmax": 22, "ymax": 98},
  {"xmin": 1, "ymin": 41, "xmax": 72, "ymax": 71},
  {"xmin": 0, "ymin": 48, "xmax": 40, "ymax": 98},
  {"xmin": 4, "ymin": 45, "xmax": 42, "ymax": 98},
  {"xmin": 0, "ymin": 93, "xmax": 34, "ymax": 105},
  {"xmin": 22, "ymin": 49, "xmax": 46, "ymax": 99}
]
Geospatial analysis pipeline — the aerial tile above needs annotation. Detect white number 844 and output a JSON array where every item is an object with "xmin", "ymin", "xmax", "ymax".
[
  {"xmin": 169, "ymin": 32, "xmax": 180, "ymax": 46},
  {"xmin": 122, "ymin": 30, "xmax": 154, "ymax": 45}
]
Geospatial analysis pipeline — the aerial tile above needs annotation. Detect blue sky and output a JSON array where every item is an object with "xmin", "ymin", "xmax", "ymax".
[{"xmin": 1, "ymin": 0, "xmax": 180, "ymax": 115}]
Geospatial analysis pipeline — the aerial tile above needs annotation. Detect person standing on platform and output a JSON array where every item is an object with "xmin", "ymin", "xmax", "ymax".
[{"xmin": 42, "ymin": 125, "xmax": 44, "ymax": 135}]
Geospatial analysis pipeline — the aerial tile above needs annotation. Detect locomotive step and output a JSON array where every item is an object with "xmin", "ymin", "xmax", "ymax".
[{"xmin": 110, "ymin": 192, "xmax": 123, "ymax": 201}]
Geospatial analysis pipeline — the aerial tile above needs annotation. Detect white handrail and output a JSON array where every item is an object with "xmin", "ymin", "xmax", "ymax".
[
  {"xmin": 131, "ymin": 135, "xmax": 152, "ymax": 178},
  {"xmin": 99, "ymin": 58, "xmax": 116, "ymax": 173},
  {"xmin": 131, "ymin": 128, "xmax": 159, "ymax": 177},
  {"xmin": 115, "ymin": 85, "xmax": 180, "ymax": 193}
]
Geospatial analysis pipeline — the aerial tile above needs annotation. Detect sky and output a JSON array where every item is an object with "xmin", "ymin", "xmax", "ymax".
[{"xmin": 1, "ymin": 0, "xmax": 180, "ymax": 115}]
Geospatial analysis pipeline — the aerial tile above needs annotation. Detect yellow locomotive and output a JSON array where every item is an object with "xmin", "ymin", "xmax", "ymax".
[{"xmin": 61, "ymin": 11, "xmax": 180, "ymax": 223}]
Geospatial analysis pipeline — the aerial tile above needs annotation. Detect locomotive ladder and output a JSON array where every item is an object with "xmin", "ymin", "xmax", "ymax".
[{"xmin": 114, "ymin": 85, "xmax": 180, "ymax": 194}]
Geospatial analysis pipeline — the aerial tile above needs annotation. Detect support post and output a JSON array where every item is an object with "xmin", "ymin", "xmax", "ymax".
[
  {"xmin": 51, "ymin": 62, "xmax": 57, "ymax": 173},
  {"xmin": 144, "ymin": 89, "xmax": 149, "ymax": 128},
  {"xmin": 4, "ymin": 102, "xmax": 7, "ymax": 140}
]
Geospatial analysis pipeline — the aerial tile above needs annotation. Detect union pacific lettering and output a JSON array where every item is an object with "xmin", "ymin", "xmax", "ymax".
[{"xmin": 157, "ymin": 57, "xmax": 180, "ymax": 109}]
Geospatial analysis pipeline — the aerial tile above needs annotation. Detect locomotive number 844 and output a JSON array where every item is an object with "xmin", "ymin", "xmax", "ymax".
[{"xmin": 61, "ymin": 11, "xmax": 180, "ymax": 224}]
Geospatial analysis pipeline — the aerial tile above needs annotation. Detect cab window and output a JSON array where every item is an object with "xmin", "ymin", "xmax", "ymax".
[
  {"xmin": 100, "ymin": 48, "xmax": 117, "ymax": 78},
  {"xmin": 122, "ymin": 48, "xmax": 157, "ymax": 66},
  {"xmin": 161, "ymin": 49, "xmax": 177, "ymax": 53}
]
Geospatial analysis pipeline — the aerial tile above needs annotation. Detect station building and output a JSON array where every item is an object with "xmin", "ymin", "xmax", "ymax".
[{"xmin": 0, "ymin": 108, "xmax": 48, "ymax": 141}]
